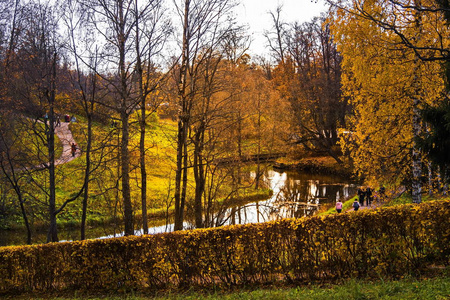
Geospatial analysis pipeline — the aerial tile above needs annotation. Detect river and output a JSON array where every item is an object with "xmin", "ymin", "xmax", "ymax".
[
  {"xmin": 103, "ymin": 169, "xmax": 358, "ymax": 237},
  {"xmin": 1, "ymin": 169, "xmax": 358, "ymax": 246}
]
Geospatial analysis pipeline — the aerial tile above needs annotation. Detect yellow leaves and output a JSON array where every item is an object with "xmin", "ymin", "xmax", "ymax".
[
  {"xmin": 329, "ymin": 1, "xmax": 447, "ymax": 185},
  {"xmin": 1, "ymin": 200, "xmax": 450, "ymax": 293}
]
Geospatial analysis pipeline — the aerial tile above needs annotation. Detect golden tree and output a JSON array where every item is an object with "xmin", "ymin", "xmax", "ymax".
[{"xmin": 329, "ymin": 0, "xmax": 448, "ymax": 196}]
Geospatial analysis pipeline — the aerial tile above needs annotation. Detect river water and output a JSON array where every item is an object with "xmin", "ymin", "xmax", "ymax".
[
  {"xmin": 104, "ymin": 169, "xmax": 358, "ymax": 237},
  {"xmin": 1, "ymin": 169, "xmax": 358, "ymax": 246}
]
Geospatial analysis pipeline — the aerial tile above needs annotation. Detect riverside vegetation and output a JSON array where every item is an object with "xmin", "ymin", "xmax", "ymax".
[{"xmin": 0, "ymin": 114, "xmax": 273, "ymax": 245}]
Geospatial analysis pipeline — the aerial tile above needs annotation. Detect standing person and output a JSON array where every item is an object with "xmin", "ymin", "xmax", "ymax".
[
  {"xmin": 352, "ymin": 199, "xmax": 360, "ymax": 211},
  {"xmin": 71, "ymin": 143, "xmax": 77, "ymax": 157},
  {"xmin": 366, "ymin": 187, "xmax": 373, "ymax": 206},
  {"xmin": 378, "ymin": 186, "xmax": 386, "ymax": 203},
  {"xmin": 357, "ymin": 187, "xmax": 366, "ymax": 206},
  {"xmin": 335, "ymin": 199, "xmax": 343, "ymax": 213}
]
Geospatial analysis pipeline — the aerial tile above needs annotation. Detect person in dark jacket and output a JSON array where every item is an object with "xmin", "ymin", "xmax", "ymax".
[
  {"xmin": 357, "ymin": 187, "xmax": 365, "ymax": 206},
  {"xmin": 71, "ymin": 143, "xmax": 77, "ymax": 157},
  {"xmin": 366, "ymin": 187, "xmax": 373, "ymax": 206},
  {"xmin": 352, "ymin": 199, "xmax": 360, "ymax": 211}
]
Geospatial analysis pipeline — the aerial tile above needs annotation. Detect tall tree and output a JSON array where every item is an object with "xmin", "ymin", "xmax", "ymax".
[
  {"xmin": 172, "ymin": 0, "xmax": 237, "ymax": 231},
  {"xmin": 16, "ymin": 1, "xmax": 64, "ymax": 242},
  {"xmin": 133, "ymin": 0, "xmax": 171, "ymax": 234},
  {"xmin": 264, "ymin": 5, "xmax": 287, "ymax": 64},
  {"xmin": 78, "ymin": 0, "xmax": 165, "ymax": 235},
  {"xmin": 329, "ymin": 0, "xmax": 446, "ymax": 195},
  {"xmin": 62, "ymin": 0, "xmax": 104, "ymax": 240}
]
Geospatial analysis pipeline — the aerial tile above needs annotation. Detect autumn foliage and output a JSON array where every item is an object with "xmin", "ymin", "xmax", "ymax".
[{"xmin": 0, "ymin": 200, "xmax": 449, "ymax": 294}]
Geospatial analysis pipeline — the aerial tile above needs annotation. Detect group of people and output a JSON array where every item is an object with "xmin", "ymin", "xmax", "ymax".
[
  {"xmin": 43, "ymin": 113, "xmax": 76, "ymax": 127},
  {"xmin": 43, "ymin": 112, "xmax": 79, "ymax": 157},
  {"xmin": 335, "ymin": 185, "xmax": 386, "ymax": 213},
  {"xmin": 357, "ymin": 186, "xmax": 374, "ymax": 207}
]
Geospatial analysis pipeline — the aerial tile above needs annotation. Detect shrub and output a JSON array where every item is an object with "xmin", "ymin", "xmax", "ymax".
[{"xmin": 0, "ymin": 200, "xmax": 449, "ymax": 294}]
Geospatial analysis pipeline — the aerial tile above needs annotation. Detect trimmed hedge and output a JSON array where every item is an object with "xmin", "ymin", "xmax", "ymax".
[{"xmin": 0, "ymin": 200, "xmax": 449, "ymax": 294}]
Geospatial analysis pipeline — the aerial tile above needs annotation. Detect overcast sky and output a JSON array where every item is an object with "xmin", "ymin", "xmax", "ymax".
[{"xmin": 236, "ymin": 0, "xmax": 328, "ymax": 56}]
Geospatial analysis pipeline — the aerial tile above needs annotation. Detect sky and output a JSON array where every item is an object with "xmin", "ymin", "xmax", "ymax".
[{"xmin": 236, "ymin": 0, "xmax": 328, "ymax": 56}]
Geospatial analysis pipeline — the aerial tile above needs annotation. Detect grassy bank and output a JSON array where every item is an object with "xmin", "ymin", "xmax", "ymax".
[
  {"xmin": 318, "ymin": 195, "xmax": 358, "ymax": 215},
  {"xmin": 5, "ymin": 275, "xmax": 449, "ymax": 299}
]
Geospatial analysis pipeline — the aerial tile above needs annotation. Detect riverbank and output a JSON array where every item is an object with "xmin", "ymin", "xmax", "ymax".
[
  {"xmin": 0, "ymin": 189, "xmax": 273, "ymax": 246},
  {"xmin": 273, "ymin": 155, "xmax": 354, "ymax": 177}
]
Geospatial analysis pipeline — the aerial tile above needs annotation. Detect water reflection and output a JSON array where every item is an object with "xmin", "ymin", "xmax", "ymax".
[
  {"xmin": 212, "ymin": 169, "xmax": 358, "ymax": 227},
  {"xmin": 78, "ymin": 169, "xmax": 357, "ymax": 239}
]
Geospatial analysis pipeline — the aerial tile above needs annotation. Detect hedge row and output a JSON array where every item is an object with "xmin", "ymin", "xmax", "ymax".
[{"xmin": 1, "ymin": 200, "xmax": 449, "ymax": 294}]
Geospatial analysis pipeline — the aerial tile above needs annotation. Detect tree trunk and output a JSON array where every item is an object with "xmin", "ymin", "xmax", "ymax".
[
  {"xmin": 81, "ymin": 113, "xmax": 92, "ymax": 240},
  {"xmin": 174, "ymin": 0, "xmax": 190, "ymax": 231},
  {"xmin": 174, "ymin": 118, "xmax": 184, "ymax": 231},
  {"xmin": 47, "ymin": 53, "xmax": 58, "ymax": 243},
  {"xmin": 411, "ymin": 2, "xmax": 422, "ymax": 204},
  {"xmin": 121, "ymin": 111, "xmax": 134, "ymax": 235},
  {"xmin": 427, "ymin": 161, "xmax": 433, "ymax": 196},
  {"xmin": 47, "ymin": 109, "xmax": 58, "ymax": 242},
  {"xmin": 118, "ymin": 0, "xmax": 133, "ymax": 236},
  {"xmin": 18, "ymin": 191, "xmax": 31, "ymax": 244},
  {"xmin": 181, "ymin": 129, "xmax": 188, "ymax": 225},
  {"xmin": 135, "ymin": 4, "xmax": 148, "ymax": 234},
  {"xmin": 140, "ymin": 96, "xmax": 148, "ymax": 234},
  {"xmin": 411, "ymin": 76, "xmax": 422, "ymax": 203},
  {"xmin": 193, "ymin": 127, "xmax": 205, "ymax": 228}
]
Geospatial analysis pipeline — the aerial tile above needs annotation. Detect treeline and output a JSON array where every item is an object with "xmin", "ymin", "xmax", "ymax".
[
  {"xmin": 0, "ymin": 0, "xmax": 345, "ymax": 245},
  {"xmin": 1, "ymin": 200, "xmax": 449, "ymax": 294}
]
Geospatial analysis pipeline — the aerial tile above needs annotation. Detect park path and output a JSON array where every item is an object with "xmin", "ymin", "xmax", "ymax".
[
  {"xmin": 54, "ymin": 121, "xmax": 80, "ymax": 165},
  {"xmin": 19, "ymin": 120, "xmax": 80, "ymax": 171},
  {"xmin": 346, "ymin": 186, "xmax": 406, "ymax": 212}
]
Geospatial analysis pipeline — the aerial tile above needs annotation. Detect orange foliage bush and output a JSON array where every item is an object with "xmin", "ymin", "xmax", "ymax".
[{"xmin": 0, "ymin": 200, "xmax": 449, "ymax": 294}]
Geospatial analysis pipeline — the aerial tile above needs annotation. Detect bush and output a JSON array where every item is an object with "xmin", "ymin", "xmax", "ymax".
[{"xmin": 0, "ymin": 200, "xmax": 449, "ymax": 294}]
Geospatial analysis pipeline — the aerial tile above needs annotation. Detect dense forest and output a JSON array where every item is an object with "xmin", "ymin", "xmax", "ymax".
[{"xmin": 0, "ymin": 0, "xmax": 449, "ymax": 246}]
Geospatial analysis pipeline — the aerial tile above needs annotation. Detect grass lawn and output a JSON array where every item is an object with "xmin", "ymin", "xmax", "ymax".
[{"xmin": 6, "ymin": 276, "xmax": 449, "ymax": 299}]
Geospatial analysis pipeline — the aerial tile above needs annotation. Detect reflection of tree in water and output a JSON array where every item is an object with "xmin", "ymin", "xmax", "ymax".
[{"xmin": 211, "ymin": 169, "xmax": 358, "ymax": 226}]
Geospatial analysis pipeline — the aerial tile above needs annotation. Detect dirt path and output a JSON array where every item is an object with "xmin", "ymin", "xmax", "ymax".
[
  {"xmin": 19, "ymin": 120, "xmax": 80, "ymax": 171},
  {"xmin": 54, "ymin": 121, "xmax": 80, "ymax": 165}
]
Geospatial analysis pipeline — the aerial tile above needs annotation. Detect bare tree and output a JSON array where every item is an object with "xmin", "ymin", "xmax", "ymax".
[
  {"xmin": 172, "ymin": 0, "xmax": 237, "ymax": 231},
  {"xmin": 133, "ymin": 0, "xmax": 171, "ymax": 235},
  {"xmin": 77, "ymin": 0, "xmax": 140, "ymax": 236},
  {"xmin": 78, "ymin": 0, "xmax": 172, "ymax": 235},
  {"xmin": 14, "ymin": 1, "xmax": 64, "ymax": 242},
  {"xmin": 62, "ymin": 0, "xmax": 113, "ymax": 240},
  {"xmin": 264, "ymin": 5, "xmax": 287, "ymax": 64}
]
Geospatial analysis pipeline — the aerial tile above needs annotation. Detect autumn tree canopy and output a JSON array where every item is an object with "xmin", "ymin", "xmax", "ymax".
[
  {"xmin": 328, "ymin": 0, "xmax": 449, "ymax": 196},
  {"xmin": 266, "ymin": 13, "xmax": 348, "ymax": 163}
]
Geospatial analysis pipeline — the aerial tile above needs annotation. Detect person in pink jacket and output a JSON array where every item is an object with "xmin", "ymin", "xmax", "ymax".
[{"xmin": 335, "ymin": 199, "xmax": 343, "ymax": 213}]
